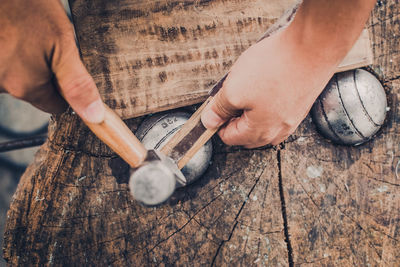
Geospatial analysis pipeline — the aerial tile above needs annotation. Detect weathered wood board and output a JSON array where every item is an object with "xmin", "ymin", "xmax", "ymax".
[
  {"xmin": 2, "ymin": 0, "xmax": 398, "ymax": 266},
  {"xmin": 70, "ymin": 0, "xmax": 372, "ymax": 119}
]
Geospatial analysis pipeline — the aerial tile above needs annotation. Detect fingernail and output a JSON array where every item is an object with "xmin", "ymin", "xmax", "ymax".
[
  {"xmin": 201, "ymin": 109, "xmax": 224, "ymax": 129},
  {"xmin": 82, "ymin": 99, "xmax": 105, "ymax": 124}
]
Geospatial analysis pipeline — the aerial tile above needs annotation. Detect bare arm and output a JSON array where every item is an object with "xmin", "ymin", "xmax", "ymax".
[{"xmin": 201, "ymin": 0, "xmax": 377, "ymax": 148}]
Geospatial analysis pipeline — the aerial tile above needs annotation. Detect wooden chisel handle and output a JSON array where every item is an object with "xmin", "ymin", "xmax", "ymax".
[
  {"xmin": 177, "ymin": 123, "xmax": 217, "ymax": 169},
  {"xmin": 160, "ymin": 76, "xmax": 229, "ymax": 169},
  {"xmin": 84, "ymin": 105, "xmax": 148, "ymax": 168},
  {"xmin": 160, "ymin": 96, "xmax": 218, "ymax": 169}
]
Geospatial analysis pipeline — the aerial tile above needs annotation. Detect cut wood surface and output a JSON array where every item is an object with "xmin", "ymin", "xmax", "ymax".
[
  {"xmin": 4, "ymin": 128, "xmax": 287, "ymax": 265},
  {"xmin": 71, "ymin": 0, "xmax": 371, "ymax": 119},
  {"xmin": 281, "ymin": 1, "xmax": 400, "ymax": 265},
  {"xmin": 3, "ymin": 0, "xmax": 399, "ymax": 266}
]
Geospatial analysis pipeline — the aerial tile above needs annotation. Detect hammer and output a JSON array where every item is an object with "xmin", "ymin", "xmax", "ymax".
[{"xmin": 84, "ymin": 105, "xmax": 186, "ymax": 206}]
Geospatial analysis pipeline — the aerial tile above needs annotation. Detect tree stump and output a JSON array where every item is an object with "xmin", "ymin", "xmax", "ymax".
[{"xmin": 3, "ymin": 0, "xmax": 399, "ymax": 266}]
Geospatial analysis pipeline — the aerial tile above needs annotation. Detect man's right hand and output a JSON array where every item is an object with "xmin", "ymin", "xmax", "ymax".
[
  {"xmin": 201, "ymin": 0, "xmax": 377, "ymax": 148},
  {"xmin": 0, "ymin": 0, "xmax": 105, "ymax": 123}
]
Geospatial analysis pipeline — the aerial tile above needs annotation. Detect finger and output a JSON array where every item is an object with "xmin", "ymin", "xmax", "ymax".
[
  {"xmin": 2, "ymin": 71, "xmax": 68, "ymax": 114},
  {"xmin": 201, "ymin": 89, "xmax": 241, "ymax": 130},
  {"xmin": 51, "ymin": 37, "xmax": 105, "ymax": 124},
  {"xmin": 270, "ymin": 137, "xmax": 285, "ymax": 146},
  {"xmin": 218, "ymin": 114, "xmax": 260, "ymax": 146},
  {"xmin": 242, "ymin": 135, "xmax": 277, "ymax": 149},
  {"xmin": 243, "ymin": 142, "xmax": 270, "ymax": 149},
  {"xmin": 25, "ymin": 80, "xmax": 68, "ymax": 114},
  {"xmin": 269, "ymin": 131, "xmax": 292, "ymax": 146}
]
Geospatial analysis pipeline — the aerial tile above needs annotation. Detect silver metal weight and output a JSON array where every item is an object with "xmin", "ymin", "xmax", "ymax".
[
  {"xmin": 135, "ymin": 111, "xmax": 213, "ymax": 184},
  {"xmin": 311, "ymin": 69, "xmax": 387, "ymax": 146}
]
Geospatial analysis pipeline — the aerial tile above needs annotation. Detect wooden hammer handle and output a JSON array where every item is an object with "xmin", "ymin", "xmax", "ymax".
[{"xmin": 84, "ymin": 105, "xmax": 148, "ymax": 168}]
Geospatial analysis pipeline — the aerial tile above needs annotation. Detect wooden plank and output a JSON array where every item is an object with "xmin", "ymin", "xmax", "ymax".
[
  {"xmin": 70, "ymin": 0, "xmax": 372, "ymax": 119},
  {"xmin": 337, "ymin": 29, "xmax": 373, "ymax": 72},
  {"xmin": 281, "ymin": 1, "xmax": 400, "ymax": 265}
]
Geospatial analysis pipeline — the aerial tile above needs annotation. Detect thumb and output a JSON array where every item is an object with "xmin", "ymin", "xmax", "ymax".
[
  {"xmin": 201, "ymin": 90, "xmax": 241, "ymax": 129},
  {"xmin": 51, "ymin": 41, "xmax": 105, "ymax": 124}
]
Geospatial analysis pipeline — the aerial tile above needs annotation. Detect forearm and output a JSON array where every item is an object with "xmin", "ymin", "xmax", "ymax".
[{"xmin": 286, "ymin": 0, "xmax": 376, "ymax": 67}]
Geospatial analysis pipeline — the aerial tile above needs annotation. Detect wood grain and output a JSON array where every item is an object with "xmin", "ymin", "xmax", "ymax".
[
  {"xmin": 70, "ymin": 0, "xmax": 372, "ymax": 119},
  {"xmin": 281, "ymin": 1, "xmax": 400, "ymax": 265},
  {"xmin": 3, "ymin": 132, "xmax": 286, "ymax": 265},
  {"xmin": 2, "ymin": 0, "xmax": 397, "ymax": 266}
]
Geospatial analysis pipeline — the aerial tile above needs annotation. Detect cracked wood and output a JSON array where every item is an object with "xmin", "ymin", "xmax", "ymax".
[
  {"xmin": 2, "ymin": 0, "xmax": 398, "ymax": 266},
  {"xmin": 280, "ymin": 1, "xmax": 400, "ymax": 265},
  {"xmin": 3, "ymin": 130, "xmax": 287, "ymax": 265}
]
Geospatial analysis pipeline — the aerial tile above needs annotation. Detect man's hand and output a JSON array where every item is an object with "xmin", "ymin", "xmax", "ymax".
[
  {"xmin": 201, "ymin": 0, "xmax": 377, "ymax": 148},
  {"xmin": 0, "ymin": 0, "xmax": 105, "ymax": 123}
]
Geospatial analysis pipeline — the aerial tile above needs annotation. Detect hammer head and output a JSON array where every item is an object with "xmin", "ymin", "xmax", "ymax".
[{"xmin": 129, "ymin": 150, "xmax": 186, "ymax": 206}]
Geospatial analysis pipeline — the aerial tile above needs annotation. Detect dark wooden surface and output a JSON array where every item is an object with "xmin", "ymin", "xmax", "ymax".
[
  {"xmin": 69, "ymin": 0, "xmax": 371, "ymax": 119},
  {"xmin": 70, "ymin": 0, "xmax": 296, "ymax": 119},
  {"xmin": 3, "ymin": 0, "xmax": 399, "ymax": 266}
]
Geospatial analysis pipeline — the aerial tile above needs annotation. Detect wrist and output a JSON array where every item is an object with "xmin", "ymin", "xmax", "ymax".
[
  {"xmin": 283, "ymin": 20, "xmax": 346, "ymax": 70},
  {"xmin": 282, "ymin": 0, "xmax": 376, "ymax": 69}
]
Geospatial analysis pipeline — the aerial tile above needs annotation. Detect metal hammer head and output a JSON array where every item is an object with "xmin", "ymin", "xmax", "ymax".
[{"xmin": 129, "ymin": 150, "xmax": 186, "ymax": 206}]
